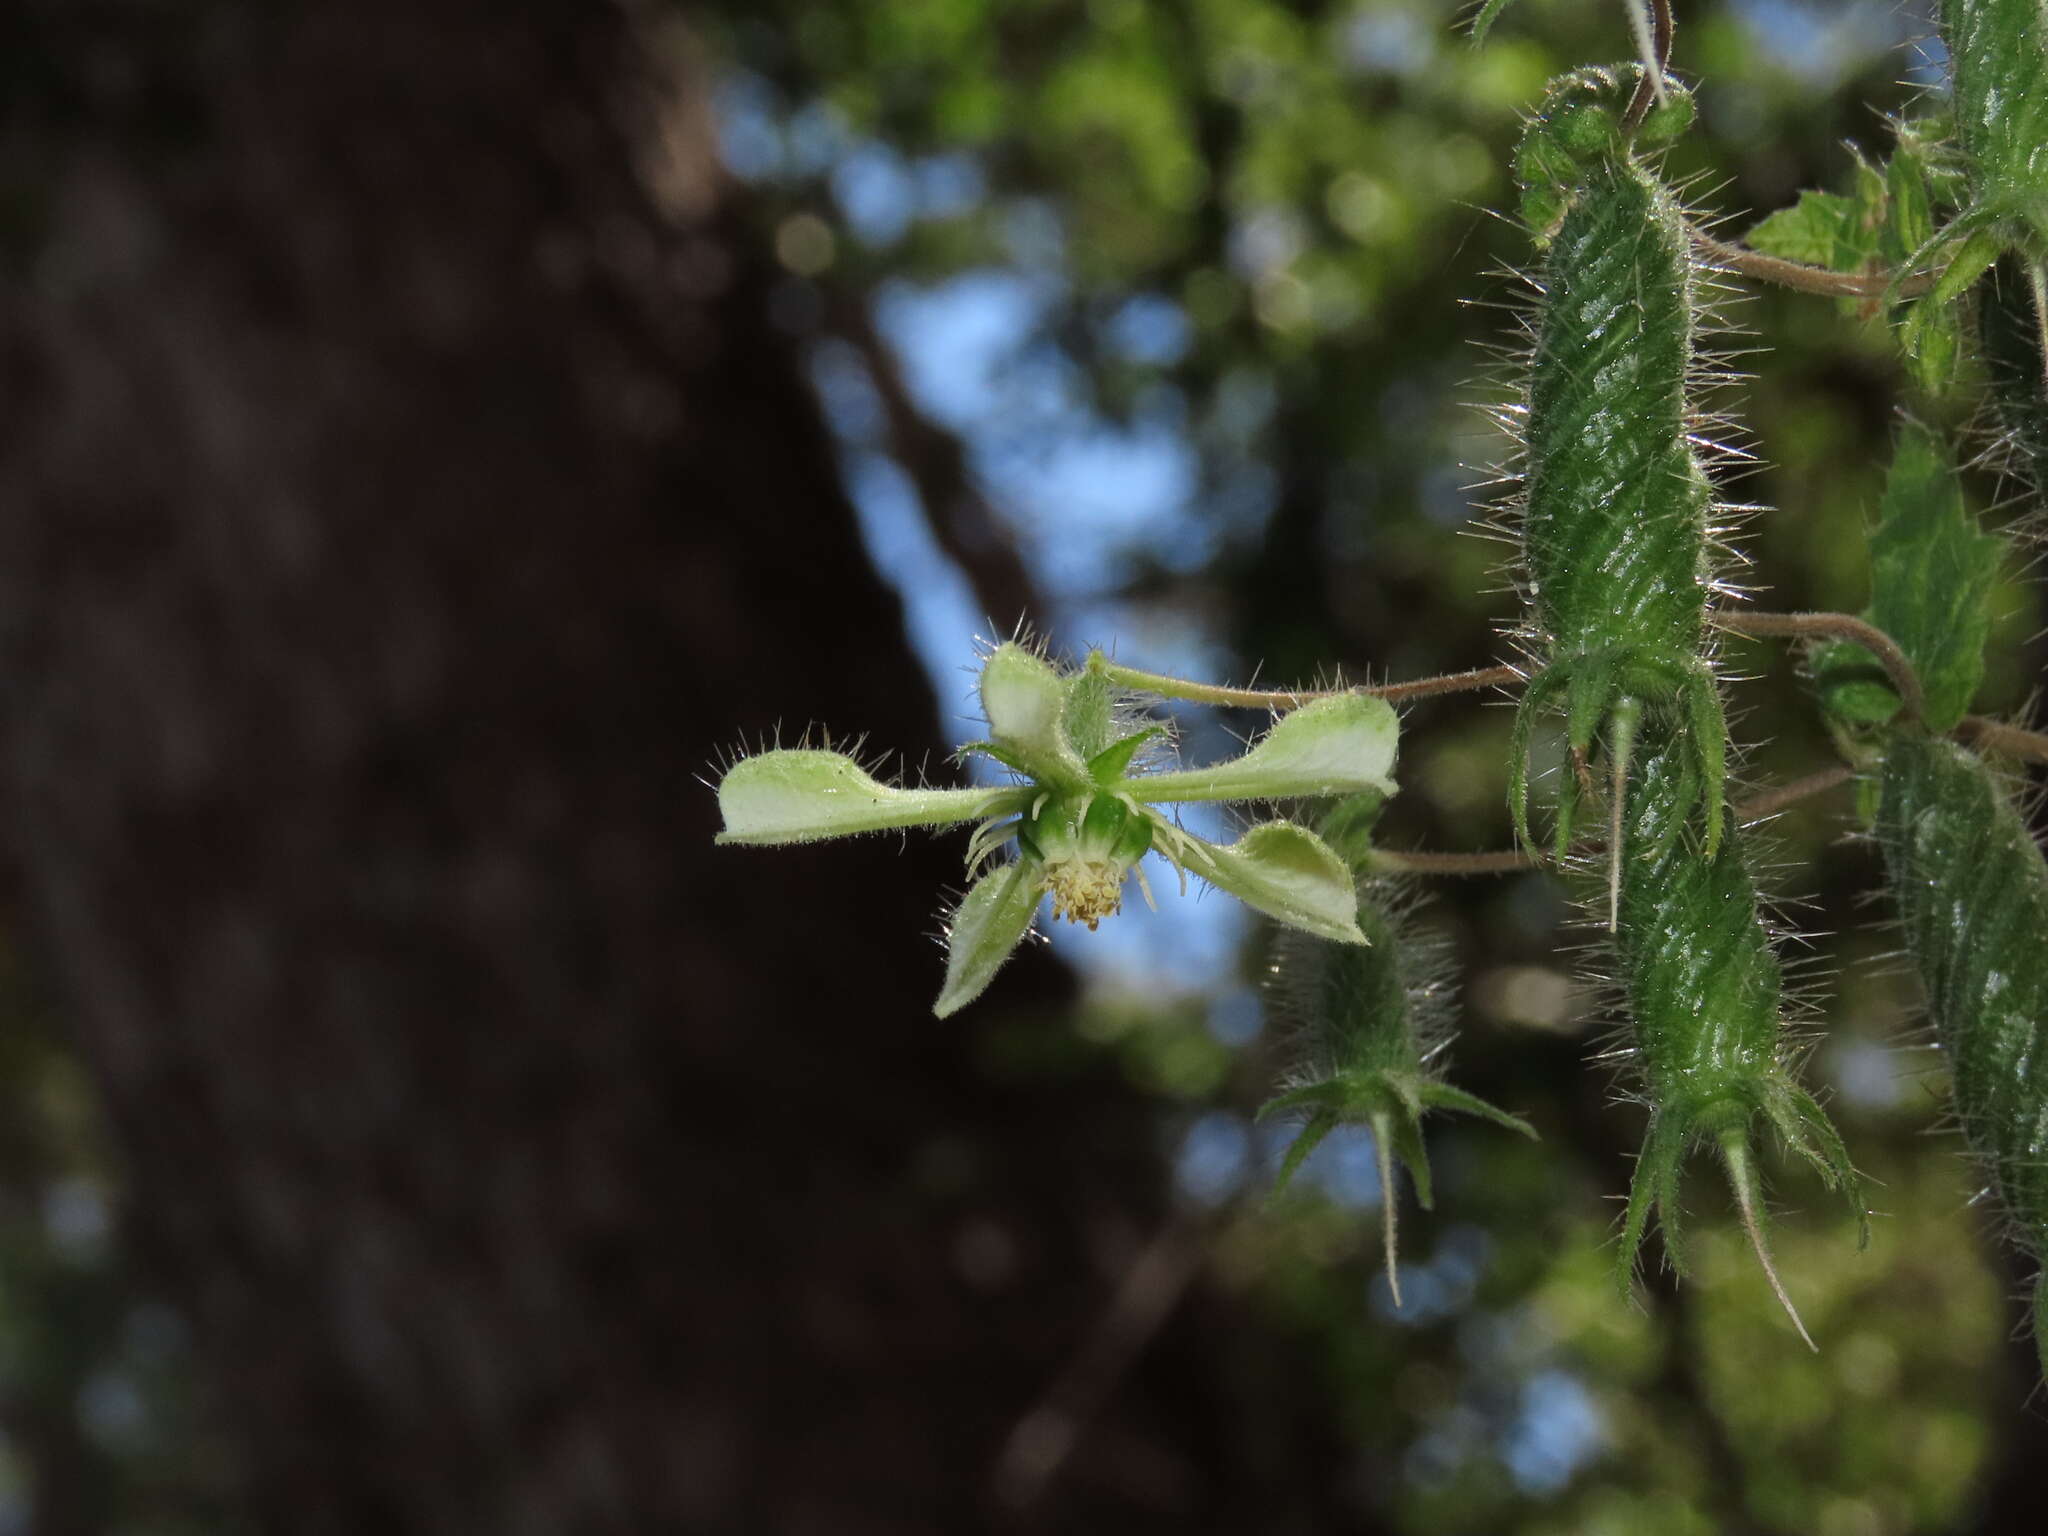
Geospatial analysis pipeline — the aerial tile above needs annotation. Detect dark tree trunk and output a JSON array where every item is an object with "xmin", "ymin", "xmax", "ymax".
[{"xmin": 0, "ymin": 4, "xmax": 1358, "ymax": 1533}]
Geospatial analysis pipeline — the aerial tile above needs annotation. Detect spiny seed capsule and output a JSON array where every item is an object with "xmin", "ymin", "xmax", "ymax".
[
  {"xmin": 1979, "ymin": 257, "xmax": 2048, "ymax": 494},
  {"xmin": 1259, "ymin": 793, "xmax": 1533, "ymax": 1304},
  {"xmin": 1610, "ymin": 719, "xmax": 1864, "ymax": 1341},
  {"xmin": 1876, "ymin": 733, "xmax": 2048, "ymax": 1379},
  {"xmin": 1505, "ymin": 66, "xmax": 1730, "ymax": 895},
  {"xmin": 1941, "ymin": 0, "xmax": 2048, "ymax": 253}
]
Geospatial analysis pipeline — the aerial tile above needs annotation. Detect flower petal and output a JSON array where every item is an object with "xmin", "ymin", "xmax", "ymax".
[
  {"xmin": 1163, "ymin": 820, "xmax": 1367, "ymax": 944},
  {"xmin": 935, "ymin": 860, "xmax": 1044, "ymax": 1017},
  {"xmin": 715, "ymin": 750, "xmax": 1003, "ymax": 845},
  {"xmin": 1135, "ymin": 694, "xmax": 1399, "ymax": 804},
  {"xmin": 979, "ymin": 644, "xmax": 1089, "ymax": 787}
]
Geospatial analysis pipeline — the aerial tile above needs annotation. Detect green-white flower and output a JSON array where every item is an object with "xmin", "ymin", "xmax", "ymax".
[{"xmin": 715, "ymin": 643, "xmax": 1401, "ymax": 1016}]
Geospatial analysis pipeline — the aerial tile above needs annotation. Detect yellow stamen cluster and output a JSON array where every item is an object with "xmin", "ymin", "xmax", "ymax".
[{"xmin": 1043, "ymin": 858, "xmax": 1126, "ymax": 930}]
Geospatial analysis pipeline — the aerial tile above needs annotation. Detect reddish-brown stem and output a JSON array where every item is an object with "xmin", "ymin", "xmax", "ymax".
[
  {"xmin": 1732, "ymin": 764, "xmax": 1857, "ymax": 824},
  {"xmin": 1957, "ymin": 715, "xmax": 2048, "ymax": 766},
  {"xmin": 1092, "ymin": 658, "xmax": 1520, "ymax": 711},
  {"xmin": 1713, "ymin": 610, "xmax": 1926, "ymax": 723},
  {"xmin": 1691, "ymin": 229, "xmax": 1941, "ymax": 301},
  {"xmin": 1621, "ymin": 0, "xmax": 1674, "ymax": 132},
  {"xmin": 1372, "ymin": 664, "xmax": 1526, "ymax": 703},
  {"xmin": 1372, "ymin": 848, "xmax": 1541, "ymax": 876}
]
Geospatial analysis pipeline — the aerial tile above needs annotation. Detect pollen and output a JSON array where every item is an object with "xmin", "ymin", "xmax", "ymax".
[{"xmin": 1043, "ymin": 857, "xmax": 1126, "ymax": 930}]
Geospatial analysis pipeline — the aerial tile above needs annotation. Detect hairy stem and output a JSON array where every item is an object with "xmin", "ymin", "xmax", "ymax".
[
  {"xmin": 1092, "ymin": 658, "xmax": 1521, "ymax": 711},
  {"xmin": 1957, "ymin": 714, "xmax": 2048, "ymax": 765},
  {"xmin": 1731, "ymin": 764, "xmax": 1858, "ymax": 823},
  {"xmin": 1713, "ymin": 610, "xmax": 1926, "ymax": 722},
  {"xmin": 1371, "ymin": 848, "xmax": 1544, "ymax": 876},
  {"xmin": 1691, "ymin": 228, "xmax": 1941, "ymax": 300},
  {"xmin": 1621, "ymin": 0, "xmax": 1674, "ymax": 132}
]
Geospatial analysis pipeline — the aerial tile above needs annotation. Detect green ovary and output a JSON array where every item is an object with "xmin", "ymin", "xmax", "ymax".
[
  {"xmin": 1508, "ymin": 129, "xmax": 1728, "ymax": 857},
  {"xmin": 1016, "ymin": 790, "xmax": 1152, "ymax": 929},
  {"xmin": 1523, "ymin": 160, "xmax": 1707, "ymax": 661},
  {"xmin": 1611, "ymin": 723, "xmax": 1862, "ymax": 1305}
]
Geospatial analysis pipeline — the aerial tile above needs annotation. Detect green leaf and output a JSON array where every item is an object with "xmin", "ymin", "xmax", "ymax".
[
  {"xmin": 1867, "ymin": 423, "xmax": 2001, "ymax": 730},
  {"xmin": 1133, "ymin": 694, "xmax": 1399, "ymax": 804},
  {"xmin": 1161, "ymin": 821, "xmax": 1366, "ymax": 945},
  {"xmin": 1747, "ymin": 190, "xmax": 1875, "ymax": 272},
  {"xmin": 1925, "ymin": 221, "xmax": 2007, "ymax": 308},
  {"xmin": 1882, "ymin": 140, "xmax": 1937, "ymax": 265},
  {"xmin": 979, "ymin": 643, "xmax": 1089, "ymax": 787},
  {"xmin": 715, "ymin": 751, "xmax": 1006, "ymax": 845},
  {"xmin": 935, "ymin": 860, "xmax": 1043, "ymax": 1018},
  {"xmin": 1816, "ymin": 422, "xmax": 2002, "ymax": 732},
  {"xmin": 1900, "ymin": 294, "xmax": 1967, "ymax": 396}
]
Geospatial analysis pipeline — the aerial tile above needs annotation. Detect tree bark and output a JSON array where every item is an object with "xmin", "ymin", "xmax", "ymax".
[{"xmin": 0, "ymin": 4, "xmax": 1368, "ymax": 1533}]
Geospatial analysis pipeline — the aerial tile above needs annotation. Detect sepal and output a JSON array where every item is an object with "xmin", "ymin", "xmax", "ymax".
[
  {"xmin": 979, "ymin": 644, "xmax": 1090, "ymax": 788},
  {"xmin": 1162, "ymin": 821, "xmax": 1367, "ymax": 945},
  {"xmin": 934, "ymin": 861, "xmax": 1044, "ymax": 1018},
  {"xmin": 1136, "ymin": 694, "xmax": 1399, "ymax": 805},
  {"xmin": 716, "ymin": 751, "xmax": 1005, "ymax": 845}
]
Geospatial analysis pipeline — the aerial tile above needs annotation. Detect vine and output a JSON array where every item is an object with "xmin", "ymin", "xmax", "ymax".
[{"xmin": 711, "ymin": 0, "xmax": 2048, "ymax": 1385}]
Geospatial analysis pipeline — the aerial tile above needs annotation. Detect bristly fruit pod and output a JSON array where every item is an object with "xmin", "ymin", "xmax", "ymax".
[
  {"xmin": 1876, "ymin": 734, "xmax": 2048, "ymax": 1381},
  {"xmin": 1978, "ymin": 255, "xmax": 2048, "ymax": 497},
  {"xmin": 1505, "ymin": 65, "xmax": 1729, "ymax": 890},
  {"xmin": 1259, "ymin": 793, "xmax": 1534, "ymax": 1305},
  {"xmin": 1935, "ymin": 0, "xmax": 2048, "ymax": 266},
  {"xmin": 1513, "ymin": 64, "xmax": 1696, "ymax": 240},
  {"xmin": 1609, "ymin": 720, "xmax": 1865, "ymax": 1345}
]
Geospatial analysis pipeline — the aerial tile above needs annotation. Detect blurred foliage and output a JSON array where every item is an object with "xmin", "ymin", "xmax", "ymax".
[{"xmin": 697, "ymin": 0, "xmax": 2048, "ymax": 1529}]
